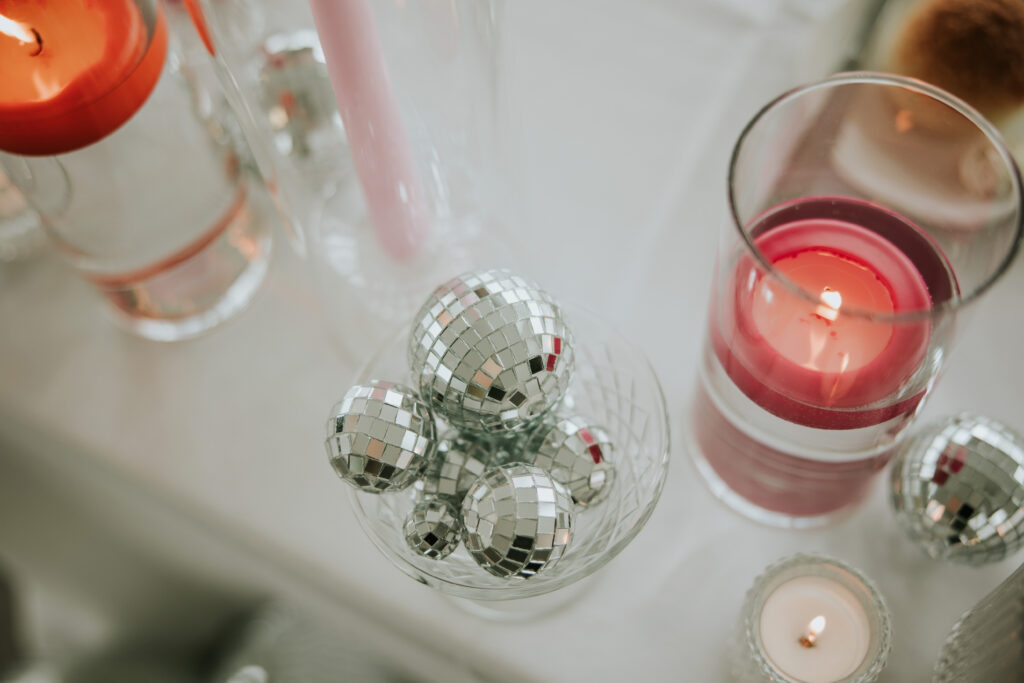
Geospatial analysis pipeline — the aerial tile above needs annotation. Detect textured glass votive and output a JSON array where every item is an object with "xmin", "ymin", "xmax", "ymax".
[
  {"xmin": 736, "ymin": 554, "xmax": 892, "ymax": 683},
  {"xmin": 933, "ymin": 561, "xmax": 1024, "ymax": 683}
]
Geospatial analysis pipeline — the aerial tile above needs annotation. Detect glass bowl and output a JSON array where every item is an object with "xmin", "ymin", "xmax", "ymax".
[{"xmin": 348, "ymin": 303, "xmax": 670, "ymax": 602}]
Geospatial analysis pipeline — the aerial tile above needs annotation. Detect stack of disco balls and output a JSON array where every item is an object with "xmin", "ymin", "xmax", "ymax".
[{"xmin": 325, "ymin": 269, "xmax": 616, "ymax": 579}]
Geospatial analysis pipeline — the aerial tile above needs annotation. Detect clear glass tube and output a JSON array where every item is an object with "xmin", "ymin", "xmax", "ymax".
[
  {"xmin": 0, "ymin": 1, "xmax": 271, "ymax": 341},
  {"xmin": 688, "ymin": 72, "xmax": 1023, "ymax": 527},
  {"xmin": 180, "ymin": 0, "xmax": 349, "ymax": 255}
]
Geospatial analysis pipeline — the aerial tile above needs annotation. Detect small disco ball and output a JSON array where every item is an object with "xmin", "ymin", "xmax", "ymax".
[
  {"xmin": 408, "ymin": 269, "xmax": 574, "ymax": 434},
  {"xmin": 325, "ymin": 381, "xmax": 436, "ymax": 493},
  {"xmin": 404, "ymin": 499, "xmax": 462, "ymax": 560},
  {"xmin": 418, "ymin": 431, "xmax": 506, "ymax": 502},
  {"xmin": 461, "ymin": 464, "xmax": 575, "ymax": 579},
  {"xmin": 891, "ymin": 414, "xmax": 1024, "ymax": 565},
  {"xmin": 523, "ymin": 415, "xmax": 615, "ymax": 506}
]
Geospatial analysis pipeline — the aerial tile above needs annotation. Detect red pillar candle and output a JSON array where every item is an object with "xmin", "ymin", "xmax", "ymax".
[
  {"xmin": 711, "ymin": 197, "xmax": 946, "ymax": 429},
  {"xmin": 0, "ymin": 0, "xmax": 167, "ymax": 156}
]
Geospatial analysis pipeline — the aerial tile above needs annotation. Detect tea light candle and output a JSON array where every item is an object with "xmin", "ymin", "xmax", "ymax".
[{"xmin": 738, "ymin": 555, "xmax": 892, "ymax": 683}]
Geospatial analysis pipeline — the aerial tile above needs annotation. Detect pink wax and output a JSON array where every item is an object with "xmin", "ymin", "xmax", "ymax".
[{"xmin": 713, "ymin": 212, "xmax": 933, "ymax": 428}]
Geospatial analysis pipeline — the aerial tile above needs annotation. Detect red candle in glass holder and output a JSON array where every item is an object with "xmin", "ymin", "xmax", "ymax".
[
  {"xmin": 713, "ymin": 200, "xmax": 937, "ymax": 429},
  {"xmin": 0, "ymin": 0, "xmax": 167, "ymax": 156}
]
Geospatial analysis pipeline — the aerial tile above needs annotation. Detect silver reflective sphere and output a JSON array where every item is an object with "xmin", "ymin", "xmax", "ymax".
[
  {"xmin": 404, "ymin": 499, "xmax": 462, "ymax": 560},
  {"xmin": 461, "ymin": 464, "xmax": 575, "ymax": 578},
  {"xmin": 891, "ymin": 414, "xmax": 1024, "ymax": 565},
  {"xmin": 418, "ymin": 431, "xmax": 505, "ymax": 502},
  {"xmin": 523, "ymin": 415, "xmax": 615, "ymax": 506},
  {"xmin": 325, "ymin": 381, "xmax": 436, "ymax": 493},
  {"xmin": 408, "ymin": 269, "xmax": 574, "ymax": 434}
]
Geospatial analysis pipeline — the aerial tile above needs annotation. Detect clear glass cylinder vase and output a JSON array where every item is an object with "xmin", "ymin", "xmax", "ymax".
[
  {"xmin": 0, "ymin": 0, "xmax": 271, "ymax": 341},
  {"xmin": 689, "ymin": 72, "xmax": 1023, "ymax": 527}
]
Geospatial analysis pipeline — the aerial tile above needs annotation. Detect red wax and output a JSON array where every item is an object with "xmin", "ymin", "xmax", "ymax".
[
  {"xmin": 714, "ymin": 215, "xmax": 933, "ymax": 427},
  {"xmin": 0, "ymin": 0, "xmax": 167, "ymax": 156}
]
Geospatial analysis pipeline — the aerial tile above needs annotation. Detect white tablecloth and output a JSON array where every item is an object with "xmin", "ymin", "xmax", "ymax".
[{"xmin": 2, "ymin": 1, "xmax": 1022, "ymax": 681}]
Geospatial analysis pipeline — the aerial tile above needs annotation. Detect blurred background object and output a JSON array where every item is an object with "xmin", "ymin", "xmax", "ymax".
[
  {"xmin": 932, "ymin": 560, "xmax": 1024, "ymax": 682},
  {"xmin": 859, "ymin": 0, "xmax": 1024, "ymax": 162}
]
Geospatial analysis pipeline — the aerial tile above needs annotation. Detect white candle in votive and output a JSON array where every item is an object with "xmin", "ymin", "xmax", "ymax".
[{"xmin": 759, "ymin": 576, "xmax": 871, "ymax": 683}]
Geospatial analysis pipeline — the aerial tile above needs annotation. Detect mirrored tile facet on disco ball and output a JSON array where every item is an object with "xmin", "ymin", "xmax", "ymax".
[
  {"xmin": 408, "ymin": 269, "xmax": 574, "ymax": 433},
  {"xmin": 404, "ymin": 499, "xmax": 462, "ymax": 560},
  {"xmin": 418, "ymin": 430, "xmax": 504, "ymax": 502},
  {"xmin": 461, "ymin": 464, "xmax": 575, "ymax": 579},
  {"xmin": 891, "ymin": 414, "xmax": 1024, "ymax": 565},
  {"xmin": 523, "ymin": 415, "xmax": 615, "ymax": 506},
  {"xmin": 325, "ymin": 381, "xmax": 436, "ymax": 493}
]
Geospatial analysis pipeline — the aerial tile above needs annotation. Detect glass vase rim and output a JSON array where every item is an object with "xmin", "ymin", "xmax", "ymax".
[{"xmin": 726, "ymin": 70, "xmax": 1024, "ymax": 325}]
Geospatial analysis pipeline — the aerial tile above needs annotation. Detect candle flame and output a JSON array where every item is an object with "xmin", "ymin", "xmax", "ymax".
[
  {"xmin": 0, "ymin": 12, "xmax": 41, "ymax": 56},
  {"xmin": 815, "ymin": 287, "xmax": 842, "ymax": 322},
  {"xmin": 799, "ymin": 616, "xmax": 826, "ymax": 648},
  {"xmin": 0, "ymin": 13, "xmax": 34, "ymax": 44}
]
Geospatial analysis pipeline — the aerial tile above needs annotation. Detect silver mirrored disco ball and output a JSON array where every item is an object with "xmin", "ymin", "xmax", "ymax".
[
  {"xmin": 461, "ymin": 464, "xmax": 575, "ymax": 578},
  {"xmin": 325, "ymin": 381, "xmax": 436, "ymax": 493},
  {"xmin": 418, "ymin": 431, "xmax": 505, "ymax": 502},
  {"xmin": 891, "ymin": 414, "xmax": 1024, "ymax": 565},
  {"xmin": 523, "ymin": 415, "xmax": 615, "ymax": 506},
  {"xmin": 408, "ymin": 269, "xmax": 574, "ymax": 433},
  {"xmin": 404, "ymin": 499, "xmax": 462, "ymax": 559}
]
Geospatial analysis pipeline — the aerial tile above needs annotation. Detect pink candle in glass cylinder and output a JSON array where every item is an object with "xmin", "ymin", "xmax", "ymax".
[
  {"xmin": 698, "ymin": 197, "xmax": 949, "ymax": 517},
  {"xmin": 712, "ymin": 201, "xmax": 936, "ymax": 429}
]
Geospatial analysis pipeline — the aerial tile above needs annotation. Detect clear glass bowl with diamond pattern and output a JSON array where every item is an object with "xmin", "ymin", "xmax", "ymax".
[{"xmin": 348, "ymin": 303, "xmax": 670, "ymax": 601}]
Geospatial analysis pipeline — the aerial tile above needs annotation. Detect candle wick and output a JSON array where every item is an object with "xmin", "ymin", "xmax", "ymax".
[
  {"xmin": 799, "ymin": 633, "xmax": 817, "ymax": 648},
  {"xmin": 29, "ymin": 28, "xmax": 42, "ymax": 56}
]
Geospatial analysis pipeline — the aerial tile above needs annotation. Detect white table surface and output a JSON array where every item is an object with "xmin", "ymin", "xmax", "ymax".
[{"xmin": 2, "ymin": 1, "xmax": 1023, "ymax": 681}]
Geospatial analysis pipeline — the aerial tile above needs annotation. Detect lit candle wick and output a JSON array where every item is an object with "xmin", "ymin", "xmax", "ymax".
[
  {"xmin": 814, "ymin": 287, "xmax": 842, "ymax": 322},
  {"xmin": 799, "ymin": 615, "xmax": 827, "ymax": 648},
  {"xmin": 29, "ymin": 28, "xmax": 42, "ymax": 56},
  {"xmin": 0, "ymin": 14, "xmax": 42, "ymax": 56}
]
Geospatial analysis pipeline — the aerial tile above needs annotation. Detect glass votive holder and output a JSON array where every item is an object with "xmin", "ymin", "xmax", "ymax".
[
  {"xmin": 735, "ymin": 554, "xmax": 892, "ymax": 683},
  {"xmin": 933, "ymin": 560, "xmax": 1024, "ymax": 683},
  {"xmin": 689, "ymin": 72, "xmax": 1023, "ymax": 528},
  {"xmin": 0, "ymin": 1, "xmax": 271, "ymax": 341}
]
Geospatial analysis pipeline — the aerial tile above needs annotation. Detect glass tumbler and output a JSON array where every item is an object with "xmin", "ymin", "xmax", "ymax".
[
  {"xmin": 689, "ymin": 72, "xmax": 1023, "ymax": 528},
  {"xmin": 0, "ymin": 0, "xmax": 271, "ymax": 341}
]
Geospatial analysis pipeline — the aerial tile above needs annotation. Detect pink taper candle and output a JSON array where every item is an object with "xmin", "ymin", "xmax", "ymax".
[{"xmin": 308, "ymin": 0, "xmax": 430, "ymax": 261}]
